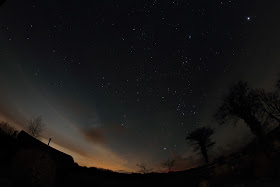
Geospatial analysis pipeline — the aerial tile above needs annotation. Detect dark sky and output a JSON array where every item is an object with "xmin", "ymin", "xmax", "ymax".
[{"xmin": 0, "ymin": 0, "xmax": 280, "ymax": 172}]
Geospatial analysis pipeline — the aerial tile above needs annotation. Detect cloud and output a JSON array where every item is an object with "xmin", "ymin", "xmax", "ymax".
[{"xmin": 80, "ymin": 127, "xmax": 107, "ymax": 145}]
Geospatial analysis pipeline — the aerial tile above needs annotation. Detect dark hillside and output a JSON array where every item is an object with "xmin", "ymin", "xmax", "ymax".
[{"xmin": 1, "ymin": 127, "xmax": 280, "ymax": 186}]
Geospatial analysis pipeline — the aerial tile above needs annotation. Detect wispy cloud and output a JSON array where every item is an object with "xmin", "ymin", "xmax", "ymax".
[{"xmin": 80, "ymin": 127, "xmax": 107, "ymax": 145}]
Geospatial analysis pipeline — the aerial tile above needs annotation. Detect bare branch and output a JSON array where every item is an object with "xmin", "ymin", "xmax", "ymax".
[
  {"xmin": 0, "ymin": 121, "xmax": 17, "ymax": 136},
  {"xmin": 136, "ymin": 163, "xmax": 153, "ymax": 174},
  {"xmin": 214, "ymin": 81, "xmax": 267, "ymax": 139},
  {"xmin": 161, "ymin": 158, "xmax": 175, "ymax": 172},
  {"xmin": 27, "ymin": 116, "xmax": 45, "ymax": 139}
]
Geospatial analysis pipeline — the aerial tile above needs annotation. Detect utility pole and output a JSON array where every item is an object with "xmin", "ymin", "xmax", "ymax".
[{"xmin": 48, "ymin": 138, "xmax": 52, "ymax": 146}]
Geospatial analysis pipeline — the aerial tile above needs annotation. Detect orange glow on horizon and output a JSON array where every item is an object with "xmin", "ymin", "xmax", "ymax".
[{"xmin": 43, "ymin": 138, "xmax": 136, "ymax": 172}]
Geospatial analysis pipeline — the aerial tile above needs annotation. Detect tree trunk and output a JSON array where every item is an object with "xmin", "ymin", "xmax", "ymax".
[
  {"xmin": 245, "ymin": 117, "xmax": 265, "ymax": 141},
  {"xmin": 201, "ymin": 146, "xmax": 209, "ymax": 164},
  {"xmin": 245, "ymin": 117, "xmax": 272, "ymax": 156}
]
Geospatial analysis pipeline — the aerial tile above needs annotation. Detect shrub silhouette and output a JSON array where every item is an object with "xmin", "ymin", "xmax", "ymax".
[
  {"xmin": 0, "ymin": 121, "xmax": 17, "ymax": 137},
  {"xmin": 0, "ymin": 121, "xmax": 17, "ymax": 168}
]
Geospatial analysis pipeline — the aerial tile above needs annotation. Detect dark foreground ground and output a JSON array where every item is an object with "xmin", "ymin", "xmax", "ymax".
[
  {"xmin": 1, "ymin": 127, "xmax": 280, "ymax": 187},
  {"xmin": 59, "ymin": 151, "xmax": 280, "ymax": 187}
]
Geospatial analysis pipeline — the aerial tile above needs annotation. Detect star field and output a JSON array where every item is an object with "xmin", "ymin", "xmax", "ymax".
[{"xmin": 0, "ymin": 0, "xmax": 279, "ymax": 172}]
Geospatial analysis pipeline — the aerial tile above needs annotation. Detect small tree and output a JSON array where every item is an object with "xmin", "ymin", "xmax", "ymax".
[
  {"xmin": 136, "ymin": 163, "xmax": 153, "ymax": 174},
  {"xmin": 161, "ymin": 158, "xmax": 175, "ymax": 172},
  {"xmin": 186, "ymin": 127, "xmax": 215, "ymax": 164},
  {"xmin": 0, "ymin": 121, "xmax": 17, "ymax": 136},
  {"xmin": 27, "ymin": 116, "xmax": 45, "ymax": 139}
]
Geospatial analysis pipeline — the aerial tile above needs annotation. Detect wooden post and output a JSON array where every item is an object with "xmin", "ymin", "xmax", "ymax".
[{"xmin": 48, "ymin": 138, "xmax": 52, "ymax": 146}]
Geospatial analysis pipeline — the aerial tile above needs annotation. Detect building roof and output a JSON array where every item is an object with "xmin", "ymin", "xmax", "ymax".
[{"xmin": 17, "ymin": 130, "xmax": 74, "ymax": 168}]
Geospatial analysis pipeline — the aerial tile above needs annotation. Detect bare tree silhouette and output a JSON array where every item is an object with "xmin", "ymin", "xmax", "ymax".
[
  {"xmin": 161, "ymin": 158, "xmax": 175, "ymax": 172},
  {"xmin": 136, "ymin": 163, "xmax": 153, "ymax": 174},
  {"xmin": 27, "ymin": 116, "xmax": 45, "ymax": 139},
  {"xmin": 256, "ymin": 89, "xmax": 280, "ymax": 124},
  {"xmin": 186, "ymin": 126, "xmax": 215, "ymax": 164},
  {"xmin": 0, "ymin": 121, "xmax": 17, "ymax": 136},
  {"xmin": 277, "ymin": 79, "xmax": 280, "ymax": 91},
  {"xmin": 214, "ymin": 81, "xmax": 268, "ymax": 141}
]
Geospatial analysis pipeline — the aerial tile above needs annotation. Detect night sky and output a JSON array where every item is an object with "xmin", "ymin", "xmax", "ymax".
[{"xmin": 0, "ymin": 0, "xmax": 280, "ymax": 172}]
